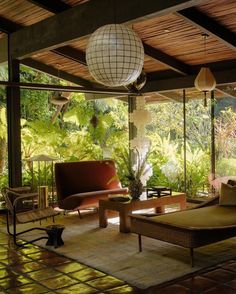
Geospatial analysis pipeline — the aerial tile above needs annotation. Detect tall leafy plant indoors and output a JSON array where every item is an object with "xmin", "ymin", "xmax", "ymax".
[{"xmin": 120, "ymin": 147, "xmax": 150, "ymax": 199}]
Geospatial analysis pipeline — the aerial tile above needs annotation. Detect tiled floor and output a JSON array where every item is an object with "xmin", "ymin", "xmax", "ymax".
[{"xmin": 0, "ymin": 231, "xmax": 234, "ymax": 293}]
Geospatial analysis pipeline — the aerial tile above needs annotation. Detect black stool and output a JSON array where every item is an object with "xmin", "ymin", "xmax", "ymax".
[{"xmin": 46, "ymin": 225, "xmax": 65, "ymax": 248}]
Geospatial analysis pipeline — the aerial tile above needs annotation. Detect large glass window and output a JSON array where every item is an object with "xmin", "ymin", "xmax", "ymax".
[
  {"xmin": 215, "ymin": 97, "xmax": 236, "ymax": 182},
  {"xmin": 147, "ymin": 101, "xmax": 184, "ymax": 192},
  {"xmin": 0, "ymin": 34, "xmax": 8, "ymax": 200},
  {"xmin": 185, "ymin": 99, "xmax": 211, "ymax": 198}
]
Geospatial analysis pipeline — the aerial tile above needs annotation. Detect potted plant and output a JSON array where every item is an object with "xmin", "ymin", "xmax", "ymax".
[{"xmin": 120, "ymin": 148, "xmax": 150, "ymax": 200}]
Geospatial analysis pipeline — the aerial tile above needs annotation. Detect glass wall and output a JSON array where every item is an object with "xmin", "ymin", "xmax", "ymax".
[
  {"xmin": 215, "ymin": 97, "xmax": 236, "ymax": 184},
  {"xmin": 147, "ymin": 101, "xmax": 184, "ymax": 192},
  {"xmin": 0, "ymin": 33, "xmax": 8, "ymax": 201},
  {"xmin": 185, "ymin": 98, "xmax": 211, "ymax": 197}
]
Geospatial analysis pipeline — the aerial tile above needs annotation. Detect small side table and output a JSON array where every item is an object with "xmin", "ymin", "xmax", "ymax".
[
  {"xmin": 46, "ymin": 225, "xmax": 65, "ymax": 248},
  {"xmin": 99, "ymin": 192, "xmax": 186, "ymax": 233}
]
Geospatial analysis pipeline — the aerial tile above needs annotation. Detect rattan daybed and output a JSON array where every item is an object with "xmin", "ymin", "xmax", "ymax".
[{"xmin": 130, "ymin": 198, "xmax": 236, "ymax": 266}]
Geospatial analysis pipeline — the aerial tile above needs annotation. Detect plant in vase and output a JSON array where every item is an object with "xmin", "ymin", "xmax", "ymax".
[{"xmin": 121, "ymin": 148, "xmax": 150, "ymax": 200}]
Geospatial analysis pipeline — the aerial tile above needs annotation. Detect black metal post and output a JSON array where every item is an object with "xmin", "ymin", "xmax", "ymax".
[
  {"xmin": 183, "ymin": 89, "xmax": 187, "ymax": 193},
  {"xmin": 210, "ymin": 90, "xmax": 216, "ymax": 193},
  {"xmin": 7, "ymin": 35, "xmax": 22, "ymax": 187}
]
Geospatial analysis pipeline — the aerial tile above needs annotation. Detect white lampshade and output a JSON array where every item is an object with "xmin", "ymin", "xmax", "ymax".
[
  {"xmin": 129, "ymin": 109, "xmax": 152, "ymax": 126},
  {"xmin": 86, "ymin": 24, "xmax": 144, "ymax": 87},
  {"xmin": 194, "ymin": 67, "xmax": 216, "ymax": 92}
]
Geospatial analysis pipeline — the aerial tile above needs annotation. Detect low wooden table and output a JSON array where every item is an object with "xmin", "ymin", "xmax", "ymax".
[{"xmin": 99, "ymin": 192, "xmax": 186, "ymax": 233}]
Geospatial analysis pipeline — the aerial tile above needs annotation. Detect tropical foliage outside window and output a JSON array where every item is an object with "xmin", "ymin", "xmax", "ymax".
[{"xmin": 0, "ymin": 66, "xmax": 236, "ymax": 201}]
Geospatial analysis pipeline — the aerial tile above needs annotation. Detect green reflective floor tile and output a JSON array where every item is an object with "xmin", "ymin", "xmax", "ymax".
[
  {"xmin": 56, "ymin": 262, "xmax": 85, "ymax": 274},
  {"xmin": 28, "ymin": 251, "xmax": 59, "ymax": 260},
  {"xmin": 18, "ymin": 246, "xmax": 43, "ymax": 255},
  {"xmin": 0, "ymin": 275, "xmax": 32, "ymax": 289},
  {"xmin": 12, "ymin": 261, "xmax": 47, "ymax": 273},
  {"xmin": 104, "ymin": 285, "xmax": 140, "ymax": 293},
  {"xmin": 40, "ymin": 275, "xmax": 78, "ymax": 290},
  {"xmin": 0, "ymin": 268, "xmax": 16, "ymax": 279},
  {"xmin": 7, "ymin": 283, "xmax": 49, "ymax": 294},
  {"xmin": 27, "ymin": 268, "xmax": 62, "ymax": 281},
  {"xmin": 56, "ymin": 282, "xmax": 98, "ymax": 294},
  {"xmin": 87, "ymin": 276, "xmax": 125, "ymax": 291},
  {"xmin": 69, "ymin": 267, "xmax": 105, "ymax": 282}
]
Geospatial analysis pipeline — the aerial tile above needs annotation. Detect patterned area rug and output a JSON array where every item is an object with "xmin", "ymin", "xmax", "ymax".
[{"xmin": 6, "ymin": 212, "xmax": 236, "ymax": 289}]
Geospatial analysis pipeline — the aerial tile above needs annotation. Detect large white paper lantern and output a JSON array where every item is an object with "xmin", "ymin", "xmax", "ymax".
[{"xmin": 86, "ymin": 24, "xmax": 144, "ymax": 87}]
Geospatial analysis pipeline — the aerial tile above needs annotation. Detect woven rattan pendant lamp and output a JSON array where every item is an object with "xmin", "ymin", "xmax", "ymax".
[
  {"xmin": 86, "ymin": 24, "xmax": 144, "ymax": 87},
  {"xmin": 194, "ymin": 34, "xmax": 216, "ymax": 107}
]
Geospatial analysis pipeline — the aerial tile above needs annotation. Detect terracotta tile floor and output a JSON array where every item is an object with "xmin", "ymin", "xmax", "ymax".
[{"xmin": 0, "ymin": 229, "xmax": 235, "ymax": 293}]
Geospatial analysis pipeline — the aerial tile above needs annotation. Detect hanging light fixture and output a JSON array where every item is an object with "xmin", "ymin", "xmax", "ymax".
[
  {"xmin": 194, "ymin": 33, "xmax": 216, "ymax": 107},
  {"xmin": 86, "ymin": 24, "xmax": 144, "ymax": 87}
]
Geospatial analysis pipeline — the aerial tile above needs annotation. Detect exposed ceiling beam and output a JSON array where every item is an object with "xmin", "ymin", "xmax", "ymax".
[
  {"xmin": 0, "ymin": 16, "xmax": 22, "ymax": 33},
  {"xmin": 216, "ymin": 85, "xmax": 236, "ymax": 99},
  {"xmin": 176, "ymin": 7, "xmax": 236, "ymax": 50},
  {"xmin": 51, "ymin": 46, "xmax": 86, "ymax": 66},
  {"xmin": 9, "ymin": 0, "xmax": 207, "ymax": 59},
  {"xmin": 28, "ymin": 0, "xmax": 192, "ymax": 74},
  {"xmin": 21, "ymin": 58, "xmax": 92, "ymax": 87},
  {"xmin": 155, "ymin": 92, "xmax": 183, "ymax": 102},
  {"xmin": 143, "ymin": 43, "xmax": 192, "ymax": 75},
  {"xmin": 0, "ymin": 80, "xmax": 132, "ymax": 95},
  {"xmin": 27, "ymin": 0, "xmax": 70, "ymax": 13},
  {"xmin": 0, "ymin": 14, "xmax": 87, "ymax": 67},
  {"xmin": 143, "ymin": 68, "xmax": 236, "ymax": 93}
]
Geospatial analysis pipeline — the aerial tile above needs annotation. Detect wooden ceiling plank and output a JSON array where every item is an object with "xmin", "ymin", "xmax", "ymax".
[
  {"xmin": 27, "ymin": 0, "xmax": 71, "ymax": 13},
  {"xmin": 176, "ymin": 7, "xmax": 236, "ymax": 50},
  {"xmin": 9, "ymin": 0, "xmax": 207, "ymax": 59},
  {"xmin": 216, "ymin": 85, "xmax": 236, "ymax": 99},
  {"xmin": 143, "ymin": 43, "xmax": 192, "ymax": 75},
  {"xmin": 21, "ymin": 58, "xmax": 92, "ymax": 87}
]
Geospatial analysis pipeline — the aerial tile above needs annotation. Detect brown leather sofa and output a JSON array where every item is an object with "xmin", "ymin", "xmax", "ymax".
[{"xmin": 55, "ymin": 160, "xmax": 128, "ymax": 212}]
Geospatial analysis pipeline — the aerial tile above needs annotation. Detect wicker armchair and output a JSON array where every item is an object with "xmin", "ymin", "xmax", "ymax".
[{"xmin": 2, "ymin": 187, "xmax": 59, "ymax": 246}]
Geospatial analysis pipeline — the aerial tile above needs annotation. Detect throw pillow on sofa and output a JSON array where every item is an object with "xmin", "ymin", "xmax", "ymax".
[{"xmin": 220, "ymin": 183, "xmax": 236, "ymax": 206}]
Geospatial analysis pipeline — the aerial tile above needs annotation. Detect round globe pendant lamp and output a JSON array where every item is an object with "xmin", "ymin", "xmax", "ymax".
[{"xmin": 86, "ymin": 24, "xmax": 144, "ymax": 87}]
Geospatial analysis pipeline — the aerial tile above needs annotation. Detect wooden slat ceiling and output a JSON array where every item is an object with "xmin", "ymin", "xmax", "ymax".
[
  {"xmin": 0, "ymin": 0, "xmax": 53, "ymax": 25},
  {"xmin": 133, "ymin": 13, "xmax": 236, "ymax": 66},
  {"xmin": 197, "ymin": 0, "xmax": 236, "ymax": 33},
  {"xmin": 0, "ymin": 0, "xmax": 235, "ymax": 103},
  {"xmin": 32, "ymin": 51, "xmax": 92, "ymax": 80}
]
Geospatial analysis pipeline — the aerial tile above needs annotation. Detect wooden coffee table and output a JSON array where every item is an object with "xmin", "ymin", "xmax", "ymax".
[{"xmin": 99, "ymin": 192, "xmax": 186, "ymax": 233}]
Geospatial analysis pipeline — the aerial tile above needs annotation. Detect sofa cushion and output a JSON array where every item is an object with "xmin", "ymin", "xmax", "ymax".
[
  {"xmin": 147, "ymin": 205, "xmax": 236, "ymax": 229},
  {"xmin": 220, "ymin": 183, "xmax": 236, "ymax": 206}
]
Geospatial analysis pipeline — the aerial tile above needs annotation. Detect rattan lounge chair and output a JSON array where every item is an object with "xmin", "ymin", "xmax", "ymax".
[
  {"xmin": 2, "ymin": 187, "xmax": 60, "ymax": 246},
  {"xmin": 130, "ymin": 196, "xmax": 236, "ymax": 266}
]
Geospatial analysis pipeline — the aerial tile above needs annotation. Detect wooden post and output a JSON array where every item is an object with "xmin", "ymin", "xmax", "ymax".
[
  {"xmin": 7, "ymin": 36, "xmax": 22, "ymax": 187},
  {"xmin": 183, "ymin": 89, "xmax": 187, "ymax": 193}
]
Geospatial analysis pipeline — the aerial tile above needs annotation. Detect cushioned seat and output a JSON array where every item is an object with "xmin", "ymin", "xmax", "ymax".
[
  {"xmin": 130, "ymin": 202, "xmax": 236, "ymax": 266},
  {"xmin": 148, "ymin": 205, "xmax": 236, "ymax": 229},
  {"xmin": 55, "ymin": 160, "xmax": 128, "ymax": 212}
]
